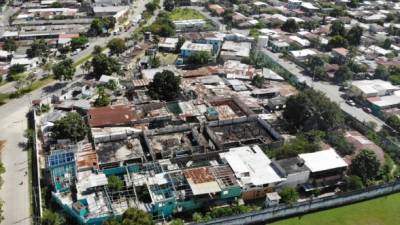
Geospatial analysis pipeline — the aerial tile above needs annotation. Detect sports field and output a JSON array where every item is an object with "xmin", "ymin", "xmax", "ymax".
[{"xmin": 270, "ymin": 193, "xmax": 400, "ymax": 225}]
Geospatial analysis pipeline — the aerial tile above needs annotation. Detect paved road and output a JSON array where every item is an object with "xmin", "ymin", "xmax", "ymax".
[
  {"xmin": 0, "ymin": 0, "xmax": 151, "ymax": 224},
  {"xmin": 260, "ymin": 48, "xmax": 385, "ymax": 130}
]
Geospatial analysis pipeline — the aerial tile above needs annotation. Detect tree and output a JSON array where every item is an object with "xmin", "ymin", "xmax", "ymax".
[
  {"xmin": 283, "ymin": 89, "xmax": 344, "ymax": 132},
  {"xmin": 50, "ymin": 2, "xmax": 62, "ymax": 7},
  {"xmin": 275, "ymin": 134, "xmax": 321, "ymax": 159},
  {"xmin": 52, "ymin": 59, "xmax": 75, "ymax": 81},
  {"xmin": 382, "ymin": 38, "xmax": 392, "ymax": 50},
  {"xmin": 346, "ymin": 25, "xmax": 363, "ymax": 46},
  {"xmin": 386, "ymin": 115, "xmax": 400, "ymax": 132},
  {"xmin": 107, "ymin": 38, "xmax": 126, "ymax": 56},
  {"xmin": 350, "ymin": 150, "xmax": 380, "ymax": 183},
  {"xmin": 51, "ymin": 112, "xmax": 87, "ymax": 141},
  {"xmin": 26, "ymin": 39, "xmax": 48, "ymax": 58},
  {"xmin": 334, "ymin": 65, "xmax": 353, "ymax": 83},
  {"xmin": 94, "ymin": 87, "xmax": 111, "ymax": 107},
  {"xmin": 348, "ymin": 0, "xmax": 359, "ymax": 8},
  {"xmin": 147, "ymin": 70, "xmax": 181, "ymax": 101},
  {"xmin": 345, "ymin": 175, "xmax": 364, "ymax": 191},
  {"xmin": 279, "ymin": 187, "xmax": 299, "ymax": 204},
  {"xmin": 303, "ymin": 20, "xmax": 319, "ymax": 32},
  {"xmin": 328, "ymin": 35, "xmax": 349, "ymax": 49},
  {"xmin": 307, "ymin": 55, "xmax": 325, "ymax": 79},
  {"xmin": 8, "ymin": 64, "xmax": 25, "ymax": 76},
  {"xmin": 105, "ymin": 208, "xmax": 154, "ymax": 225},
  {"xmin": 163, "ymin": 0, "xmax": 175, "ymax": 11},
  {"xmin": 41, "ymin": 210, "xmax": 65, "ymax": 225},
  {"xmin": 93, "ymin": 45, "xmax": 103, "ymax": 55},
  {"xmin": 81, "ymin": 60, "xmax": 92, "ymax": 75},
  {"xmin": 3, "ymin": 39, "xmax": 17, "ymax": 52},
  {"xmin": 91, "ymin": 54, "xmax": 120, "ymax": 79},
  {"xmin": 170, "ymin": 219, "xmax": 184, "ymax": 225},
  {"xmin": 175, "ymin": 36, "xmax": 185, "ymax": 53},
  {"xmin": 374, "ymin": 65, "xmax": 390, "ymax": 80},
  {"xmin": 281, "ymin": 19, "xmax": 299, "ymax": 33},
  {"xmin": 149, "ymin": 56, "xmax": 161, "ymax": 68},
  {"xmin": 251, "ymin": 74, "xmax": 265, "ymax": 88},
  {"xmin": 107, "ymin": 175, "xmax": 124, "ymax": 192},
  {"xmin": 70, "ymin": 36, "xmax": 89, "ymax": 50},
  {"xmin": 89, "ymin": 17, "xmax": 116, "ymax": 36},
  {"xmin": 187, "ymin": 51, "xmax": 211, "ymax": 65},
  {"xmin": 146, "ymin": 2, "xmax": 158, "ymax": 12},
  {"xmin": 325, "ymin": 131, "xmax": 354, "ymax": 155},
  {"xmin": 147, "ymin": 15, "xmax": 175, "ymax": 37},
  {"xmin": 329, "ymin": 20, "xmax": 345, "ymax": 36}
]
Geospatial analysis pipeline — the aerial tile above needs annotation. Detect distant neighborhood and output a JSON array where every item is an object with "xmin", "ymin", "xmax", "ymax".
[{"xmin": 0, "ymin": 0, "xmax": 400, "ymax": 224}]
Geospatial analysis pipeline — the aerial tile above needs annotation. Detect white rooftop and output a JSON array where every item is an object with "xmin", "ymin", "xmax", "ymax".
[
  {"xmin": 299, "ymin": 149, "xmax": 348, "ymax": 173},
  {"xmin": 181, "ymin": 41, "xmax": 213, "ymax": 52},
  {"xmin": 351, "ymin": 79, "xmax": 399, "ymax": 95},
  {"xmin": 290, "ymin": 49, "xmax": 316, "ymax": 58},
  {"xmin": 220, "ymin": 145, "xmax": 285, "ymax": 187}
]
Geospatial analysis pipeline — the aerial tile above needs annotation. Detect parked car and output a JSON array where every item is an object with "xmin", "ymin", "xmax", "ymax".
[
  {"xmin": 362, "ymin": 107, "xmax": 372, "ymax": 113},
  {"xmin": 346, "ymin": 99, "xmax": 356, "ymax": 106}
]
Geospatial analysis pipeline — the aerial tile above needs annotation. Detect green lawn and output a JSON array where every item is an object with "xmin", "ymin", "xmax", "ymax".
[
  {"xmin": 168, "ymin": 8, "xmax": 206, "ymax": 21},
  {"xmin": 270, "ymin": 193, "xmax": 400, "ymax": 225}
]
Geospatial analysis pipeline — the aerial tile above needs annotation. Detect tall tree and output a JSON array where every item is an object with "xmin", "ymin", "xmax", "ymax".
[
  {"xmin": 107, "ymin": 38, "xmax": 126, "ymax": 56},
  {"xmin": 346, "ymin": 25, "xmax": 363, "ymax": 46},
  {"xmin": 107, "ymin": 175, "xmax": 124, "ymax": 192},
  {"xmin": 147, "ymin": 70, "xmax": 181, "ymax": 101},
  {"xmin": 94, "ymin": 87, "xmax": 111, "ymax": 107},
  {"xmin": 51, "ymin": 112, "xmax": 87, "ymax": 141},
  {"xmin": 163, "ymin": 0, "xmax": 175, "ymax": 11},
  {"xmin": 26, "ymin": 39, "xmax": 48, "ymax": 58},
  {"xmin": 351, "ymin": 150, "xmax": 380, "ymax": 183},
  {"xmin": 283, "ymin": 89, "xmax": 344, "ymax": 132},
  {"xmin": 104, "ymin": 208, "xmax": 154, "ymax": 225},
  {"xmin": 328, "ymin": 35, "xmax": 349, "ymax": 49},
  {"xmin": 52, "ymin": 59, "xmax": 75, "ymax": 81},
  {"xmin": 281, "ymin": 19, "xmax": 299, "ymax": 33},
  {"xmin": 329, "ymin": 20, "xmax": 345, "ymax": 36},
  {"xmin": 374, "ymin": 65, "xmax": 390, "ymax": 80},
  {"xmin": 91, "ymin": 54, "xmax": 120, "ymax": 79},
  {"xmin": 334, "ymin": 65, "xmax": 353, "ymax": 83},
  {"xmin": 70, "ymin": 36, "xmax": 89, "ymax": 50},
  {"xmin": 303, "ymin": 20, "xmax": 319, "ymax": 32},
  {"xmin": 187, "ymin": 51, "xmax": 211, "ymax": 65},
  {"xmin": 41, "ymin": 210, "xmax": 65, "ymax": 225},
  {"xmin": 386, "ymin": 115, "xmax": 400, "ymax": 132},
  {"xmin": 279, "ymin": 187, "xmax": 299, "ymax": 204},
  {"xmin": 3, "ymin": 39, "xmax": 17, "ymax": 52}
]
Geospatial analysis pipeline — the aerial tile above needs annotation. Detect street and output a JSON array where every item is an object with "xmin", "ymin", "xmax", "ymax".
[
  {"xmin": 0, "ymin": 0, "xmax": 151, "ymax": 224},
  {"xmin": 260, "ymin": 48, "xmax": 385, "ymax": 130}
]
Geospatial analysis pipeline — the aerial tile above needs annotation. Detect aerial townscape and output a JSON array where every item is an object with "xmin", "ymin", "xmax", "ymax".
[{"xmin": 1, "ymin": 0, "xmax": 400, "ymax": 224}]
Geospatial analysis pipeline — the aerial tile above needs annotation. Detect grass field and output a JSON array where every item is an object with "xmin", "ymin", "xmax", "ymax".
[
  {"xmin": 270, "ymin": 193, "xmax": 400, "ymax": 225},
  {"xmin": 168, "ymin": 8, "xmax": 206, "ymax": 21}
]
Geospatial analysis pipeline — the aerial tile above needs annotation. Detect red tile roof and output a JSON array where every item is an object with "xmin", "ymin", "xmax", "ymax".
[
  {"xmin": 88, "ymin": 105, "xmax": 137, "ymax": 127},
  {"xmin": 183, "ymin": 167, "xmax": 215, "ymax": 184}
]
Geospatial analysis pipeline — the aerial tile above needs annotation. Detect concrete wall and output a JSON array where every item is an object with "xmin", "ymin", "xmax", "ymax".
[{"xmin": 192, "ymin": 180, "xmax": 400, "ymax": 225}]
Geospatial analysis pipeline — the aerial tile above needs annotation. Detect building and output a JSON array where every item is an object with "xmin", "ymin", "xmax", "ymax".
[
  {"xmin": 332, "ymin": 47, "xmax": 349, "ymax": 64},
  {"xmin": 272, "ymin": 157, "xmax": 310, "ymax": 188},
  {"xmin": 180, "ymin": 41, "xmax": 213, "ymax": 58},
  {"xmin": 299, "ymin": 149, "xmax": 348, "ymax": 191},
  {"xmin": 220, "ymin": 41, "xmax": 252, "ymax": 61},
  {"xmin": 270, "ymin": 40, "xmax": 290, "ymax": 53},
  {"xmin": 158, "ymin": 37, "xmax": 179, "ymax": 52},
  {"xmin": 349, "ymin": 79, "xmax": 400, "ymax": 98},
  {"xmin": 173, "ymin": 19, "xmax": 206, "ymax": 31},
  {"xmin": 220, "ymin": 145, "xmax": 285, "ymax": 200}
]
